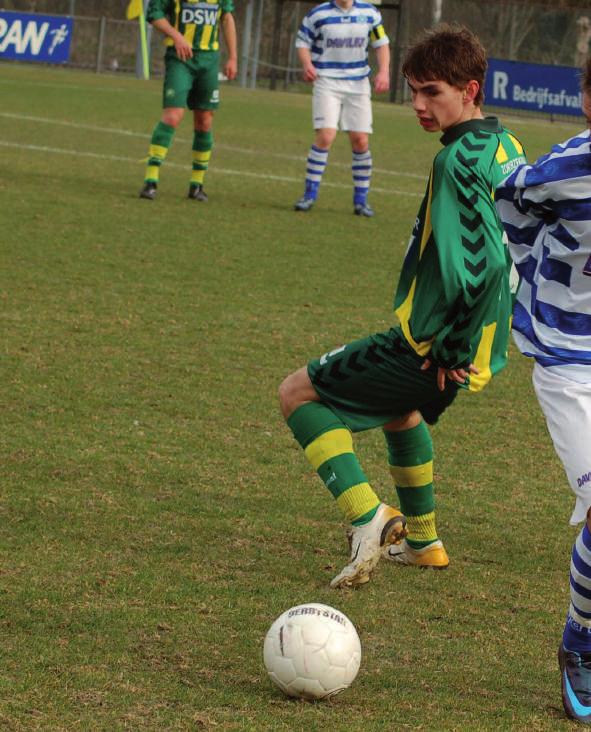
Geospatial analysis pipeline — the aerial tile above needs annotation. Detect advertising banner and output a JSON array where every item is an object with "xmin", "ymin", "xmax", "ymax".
[
  {"xmin": 485, "ymin": 58, "xmax": 584, "ymax": 117},
  {"xmin": 0, "ymin": 11, "xmax": 73, "ymax": 64}
]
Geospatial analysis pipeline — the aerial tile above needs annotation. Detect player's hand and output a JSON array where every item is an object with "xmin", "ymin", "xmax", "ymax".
[
  {"xmin": 421, "ymin": 359, "xmax": 480, "ymax": 391},
  {"xmin": 174, "ymin": 34, "xmax": 193, "ymax": 61},
  {"xmin": 373, "ymin": 70, "xmax": 390, "ymax": 94},
  {"xmin": 302, "ymin": 63, "xmax": 317, "ymax": 82},
  {"xmin": 224, "ymin": 57, "xmax": 238, "ymax": 80}
]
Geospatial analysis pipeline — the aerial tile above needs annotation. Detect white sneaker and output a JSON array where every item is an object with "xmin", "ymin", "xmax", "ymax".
[
  {"xmin": 383, "ymin": 538, "xmax": 449, "ymax": 569},
  {"xmin": 330, "ymin": 503, "xmax": 407, "ymax": 589}
]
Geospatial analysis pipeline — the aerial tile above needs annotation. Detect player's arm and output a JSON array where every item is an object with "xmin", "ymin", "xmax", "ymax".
[
  {"xmin": 150, "ymin": 17, "xmax": 193, "ymax": 60},
  {"xmin": 295, "ymin": 15, "xmax": 317, "ymax": 82},
  {"xmin": 369, "ymin": 17, "xmax": 389, "ymax": 94},
  {"xmin": 221, "ymin": 12, "xmax": 238, "ymax": 80},
  {"xmin": 427, "ymin": 157, "xmax": 507, "ymax": 376},
  {"xmin": 297, "ymin": 47, "xmax": 317, "ymax": 82},
  {"xmin": 495, "ymin": 164, "xmax": 544, "ymax": 276},
  {"xmin": 373, "ymin": 44, "xmax": 390, "ymax": 94}
]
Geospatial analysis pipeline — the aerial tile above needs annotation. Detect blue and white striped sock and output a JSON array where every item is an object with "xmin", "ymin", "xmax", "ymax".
[
  {"xmin": 352, "ymin": 149, "xmax": 372, "ymax": 206},
  {"xmin": 564, "ymin": 523, "xmax": 591, "ymax": 652},
  {"xmin": 303, "ymin": 145, "xmax": 329, "ymax": 201}
]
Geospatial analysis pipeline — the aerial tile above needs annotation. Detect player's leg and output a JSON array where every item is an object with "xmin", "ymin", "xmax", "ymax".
[
  {"xmin": 532, "ymin": 364, "xmax": 591, "ymax": 722},
  {"xmin": 342, "ymin": 88, "xmax": 373, "ymax": 217},
  {"xmin": 140, "ymin": 55, "xmax": 191, "ymax": 199},
  {"xmin": 382, "ymin": 414, "xmax": 450, "ymax": 569},
  {"xmin": 294, "ymin": 79, "xmax": 340, "ymax": 211},
  {"xmin": 187, "ymin": 57, "xmax": 220, "ymax": 200},
  {"xmin": 279, "ymin": 362, "xmax": 406, "ymax": 589},
  {"xmin": 188, "ymin": 109, "xmax": 214, "ymax": 201}
]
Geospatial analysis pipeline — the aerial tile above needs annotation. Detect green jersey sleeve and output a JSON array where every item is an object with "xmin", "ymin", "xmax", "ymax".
[{"xmin": 146, "ymin": 0, "xmax": 170, "ymax": 23}]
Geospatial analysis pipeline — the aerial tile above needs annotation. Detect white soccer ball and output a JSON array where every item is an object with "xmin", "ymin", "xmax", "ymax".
[{"xmin": 263, "ymin": 603, "xmax": 362, "ymax": 701}]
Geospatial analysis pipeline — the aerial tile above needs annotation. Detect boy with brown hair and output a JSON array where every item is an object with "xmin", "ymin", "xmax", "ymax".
[{"xmin": 279, "ymin": 24, "xmax": 525, "ymax": 588}]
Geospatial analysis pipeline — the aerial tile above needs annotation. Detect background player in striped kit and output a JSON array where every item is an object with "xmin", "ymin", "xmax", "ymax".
[
  {"xmin": 293, "ymin": 0, "xmax": 390, "ymax": 217},
  {"xmin": 139, "ymin": 0, "xmax": 237, "ymax": 202},
  {"xmin": 280, "ymin": 25, "xmax": 525, "ymax": 588},
  {"xmin": 495, "ymin": 58, "xmax": 591, "ymax": 725}
]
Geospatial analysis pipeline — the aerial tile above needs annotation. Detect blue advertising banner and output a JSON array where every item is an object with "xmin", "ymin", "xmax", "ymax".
[
  {"xmin": 0, "ymin": 11, "xmax": 73, "ymax": 64},
  {"xmin": 485, "ymin": 58, "xmax": 584, "ymax": 116}
]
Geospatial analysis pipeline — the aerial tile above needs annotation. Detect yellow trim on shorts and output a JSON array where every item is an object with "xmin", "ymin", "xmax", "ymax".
[{"xmin": 304, "ymin": 428, "xmax": 353, "ymax": 470}]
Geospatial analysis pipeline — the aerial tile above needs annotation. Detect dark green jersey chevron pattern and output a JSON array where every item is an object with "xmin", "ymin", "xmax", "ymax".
[{"xmin": 394, "ymin": 117, "xmax": 526, "ymax": 392}]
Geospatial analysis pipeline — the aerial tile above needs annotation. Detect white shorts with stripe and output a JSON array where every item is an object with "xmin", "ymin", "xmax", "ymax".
[
  {"xmin": 312, "ymin": 77, "xmax": 372, "ymax": 133},
  {"xmin": 533, "ymin": 362, "xmax": 591, "ymax": 525}
]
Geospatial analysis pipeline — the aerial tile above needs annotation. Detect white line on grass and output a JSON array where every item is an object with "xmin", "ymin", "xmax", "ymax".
[
  {"xmin": 0, "ymin": 111, "xmax": 427, "ymax": 180},
  {"xmin": 0, "ymin": 139, "xmax": 423, "ymax": 197},
  {"xmin": 0, "ymin": 77, "xmax": 128, "ymax": 94}
]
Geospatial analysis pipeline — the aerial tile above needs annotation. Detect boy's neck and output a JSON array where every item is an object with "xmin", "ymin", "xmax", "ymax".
[
  {"xmin": 445, "ymin": 105, "xmax": 484, "ymax": 132},
  {"xmin": 335, "ymin": 0, "xmax": 354, "ymax": 10}
]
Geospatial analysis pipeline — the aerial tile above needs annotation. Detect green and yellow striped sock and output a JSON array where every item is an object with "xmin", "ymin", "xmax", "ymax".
[
  {"xmin": 384, "ymin": 422, "xmax": 437, "ymax": 549},
  {"xmin": 144, "ymin": 121, "xmax": 175, "ymax": 183},
  {"xmin": 287, "ymin": 402, "xmax": 380, "ymax": 525},
  {"xmin": 191, "ymin": 130, "xmax": 213, "ymax": 187}
]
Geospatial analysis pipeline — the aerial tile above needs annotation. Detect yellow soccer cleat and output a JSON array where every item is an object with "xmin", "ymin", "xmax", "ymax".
[
  {"xmin": 383, "ymin": 538, "xmax": 449, "ymax": 569},
  {"xmin": 331, "ymin": 503, "xmax": 407, "ymax": 589}
]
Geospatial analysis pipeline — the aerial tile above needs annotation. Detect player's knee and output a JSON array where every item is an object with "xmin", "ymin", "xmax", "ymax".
[
  {"xmin": 194, "ymin": 111, "xmax": 214, "ymax": 132},
  {"xmin": 162, "ymin": 109, "xmax": 184, "ymax": 128},
  {"xmin": 314, "ymin": 130, "xmax": 335, "ymax": 149},
  {"xmin": 278, "ymin": 374, "xmax": 296, "ymax": 419},
  {"xmin": 383, "ymin": 410, "xmax": 421, "ymax": 432},
  {"xmin": 278, "ymin": 370, "xmax": 308, "ymax": 420},
  {"xmin": 350, "ymin": 133, "xmax": 368, "ymax": 153}
]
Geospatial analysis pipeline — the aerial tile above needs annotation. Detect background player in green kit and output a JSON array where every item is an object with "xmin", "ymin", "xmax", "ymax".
[
  {"xmin": 139, "ymin": 0, "xmax": 237, "ymax": 201},
  {"xmin": 279, "ymin": 24, "xmax": 526, "ymax": 589}
]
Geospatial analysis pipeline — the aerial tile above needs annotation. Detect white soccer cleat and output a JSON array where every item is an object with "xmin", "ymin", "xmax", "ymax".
[
  {"xmin": 330, "ymin": 503, "xmax": 407, "ymax": 589},
  {"xmin": 383, "ymin": 538, "xmax": 449, "ymax": 569}
]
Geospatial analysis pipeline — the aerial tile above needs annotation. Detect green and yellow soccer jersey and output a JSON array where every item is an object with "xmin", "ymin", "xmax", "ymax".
[
  {"xmin": 394, "ymin": 117, "xmax": 526, "ymax": 392},
  {"xmin": 147, "ymin": 0, "xmax": 234, "ymax": 52}
]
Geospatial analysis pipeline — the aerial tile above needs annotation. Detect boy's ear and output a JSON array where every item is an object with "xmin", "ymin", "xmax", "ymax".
[{"xmin": 463, "ymin": 80, "xmax": 480, "ymax": 103}]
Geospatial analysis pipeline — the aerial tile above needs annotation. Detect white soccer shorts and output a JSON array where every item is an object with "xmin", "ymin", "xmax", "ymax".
[
  {"xmin": 312, "ymin": 77, "xmax": 372, "ymax": 133},
  {"xmin": 533, "ymin": 362, "xmax": 591, "ymax": 525}
]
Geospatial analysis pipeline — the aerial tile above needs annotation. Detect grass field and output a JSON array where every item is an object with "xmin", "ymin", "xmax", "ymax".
[{"xmin": 0, "ymin": 62, "xmax": 585, "ymax": 730}]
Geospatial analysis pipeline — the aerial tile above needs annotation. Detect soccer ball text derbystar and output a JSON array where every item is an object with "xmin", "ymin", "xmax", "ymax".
[{"xmin": 263, "ymin": 603, "xmax": 361, "ymax": 701}]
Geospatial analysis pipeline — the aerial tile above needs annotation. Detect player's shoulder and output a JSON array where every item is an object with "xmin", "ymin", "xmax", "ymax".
[
  {"xmin": 537, "ymin": 128, "xmax": 591, "ymax": 166},
  {"xmin": 353, "ymin": 0, "xmax": 383, "ymax": 18},
  {"xmin": 520, "ymin": 129, "xmax": 591, "ymax": 190},
  {"xmin": 353, "ymin": 0, "xmax": 382, "ymax": 10},
  {"xmin": 306, "ymin": 1, "xmax": 334, "ymax": 17},
  {"xmin": 436, "ymin": 119, "xmax": 499, "ymax": 166}
]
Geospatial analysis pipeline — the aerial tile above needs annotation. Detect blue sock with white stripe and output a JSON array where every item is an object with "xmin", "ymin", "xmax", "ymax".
[
  {"xmin": 563, "ymin": 523, "xmax": 591, "ymax": 652},
  {"xmin": 352, "ymin": 149, "xmax": 372, "ymax": 206},
  {"xmin": 303, "ymin": 145, "xmax": 329, "ymax": 201}
]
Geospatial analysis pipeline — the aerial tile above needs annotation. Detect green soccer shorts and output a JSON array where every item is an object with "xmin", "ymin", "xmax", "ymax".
[
  {"xmin": 162, "ymin": 50, "xmax": 221, "ymax": 110},
  {"xmin": 307, "ymin": 327, "xmax": 460, "ymax": 433}
]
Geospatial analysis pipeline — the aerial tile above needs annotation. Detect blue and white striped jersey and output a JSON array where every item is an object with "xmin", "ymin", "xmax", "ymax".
[
  {"xmin": 495, "ymin": 129, "xmax": 591, "ymax": 383},
  {"xmin": 295, "ymin": 0, "xmax": 388, "ymax": 81}
]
